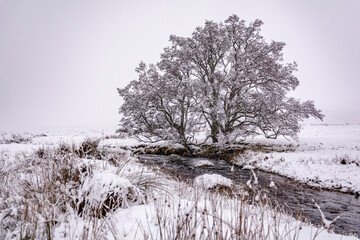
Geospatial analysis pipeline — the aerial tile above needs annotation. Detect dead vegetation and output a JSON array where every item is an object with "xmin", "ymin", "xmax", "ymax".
[
  {"xmin": 0, "ymin": 137, "xmax": 347, "ymax": 239},
  {"xmin": 124, "ymin": 142, "xmax": 297, "ymax": 161},
  {"xmin": 0, "ymin": 139, "xmax": 152, "ymax": 239}
]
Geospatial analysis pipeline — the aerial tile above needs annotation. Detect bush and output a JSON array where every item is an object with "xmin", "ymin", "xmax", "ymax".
[
  {"xmin": 0, "ymin": 133, "xmax": 32, "ymax": 144},
  {"xmin": 55, "ymin": 138, "xmax": 104, "ymax": 159},
  {"xmin": 76, "ymin": 138, "xmax": 102, "ymax": 159},
  {"xmin": 78, "ymin": 171, "xmax": 145, "ymax": 217}
]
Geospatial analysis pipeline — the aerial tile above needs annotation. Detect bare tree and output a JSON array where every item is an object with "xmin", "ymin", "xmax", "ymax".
[
  {"xmin": 164, "ymin": 15, "xmax": 323, "ymax": 143},
  {"xmin": 118, "ymin": 15, "xmax": 323, "ymax": 148},
  {"xmin": 118, "ymin": 61, "xmax": 199, "ymax": 155}
]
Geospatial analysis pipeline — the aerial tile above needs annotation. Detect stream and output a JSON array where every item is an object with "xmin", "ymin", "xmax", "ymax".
[{"xmin": 138, "ymin": 154, "xmax": 360, "ymax": 237}]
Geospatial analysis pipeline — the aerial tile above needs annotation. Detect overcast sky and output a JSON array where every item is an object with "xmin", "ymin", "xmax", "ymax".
[{"xmin": 1, "ymin": 0, "xmax": 360, "ymax": 130}]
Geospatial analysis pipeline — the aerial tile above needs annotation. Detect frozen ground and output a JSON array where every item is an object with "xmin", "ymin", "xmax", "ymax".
[
  {"xmin": 0, "ymin": 143, "xmax": 357, "ymax": 239},
  {"xmin": 0, "ymin": 120, "xmax": 359, "ymax": 239},
  {"xmin": 1, "ymin": 121, "xmax": 359, "ymax": 195},
  {"xmin": 238, "ymin": 122, "xmax": 360, "ymax": 194}
]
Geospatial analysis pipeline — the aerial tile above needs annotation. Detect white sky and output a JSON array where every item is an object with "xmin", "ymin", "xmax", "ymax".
[{"xmin": 1, "ymin": 0, "xmax": 360, "ymax": 130}]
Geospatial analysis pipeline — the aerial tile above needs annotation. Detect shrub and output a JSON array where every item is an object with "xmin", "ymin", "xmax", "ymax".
[
  {"xmin": 78, "ymin": 171, "xmax": 145, "ymax": 217},
  {"xmin": 76, "ymin": 138, "xmax": 102, "ymax": 159}
]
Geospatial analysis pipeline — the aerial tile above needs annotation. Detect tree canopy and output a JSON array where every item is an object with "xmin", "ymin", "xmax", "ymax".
[{"xmin": 118, "ymin": 15, "xmax": 323, "ymax": 152}]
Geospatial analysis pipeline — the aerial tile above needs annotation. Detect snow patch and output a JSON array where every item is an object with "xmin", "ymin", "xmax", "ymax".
[
  {"xmin": 79, "ymin": 171, "xmax": 143, "ymax": 211},
  {"xmin": 194, "ymin": 174, "xmax": 232, "ymax": 189},
  {"xmin": 194, "ymin": 160, "xmax": 214, "ymax": 168}
]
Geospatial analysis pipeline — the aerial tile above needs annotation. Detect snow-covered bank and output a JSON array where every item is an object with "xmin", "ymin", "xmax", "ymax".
[
  {"xmin": 0, "ymin": 128, "xmax": 359, "ymax": 239},
  {"xmin": 237, "ymin": 123, "xmax": 360, "ymax": 194},
  {"xmin": 1, "ymin": 122, "xmax": 359, "ymax": 195}
]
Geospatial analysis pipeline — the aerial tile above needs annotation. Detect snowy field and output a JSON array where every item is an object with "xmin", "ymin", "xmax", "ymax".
[
  {"xmin": 3, "ymin": 120, "xmax": 358, "ymax": 194},
  {"xmin": 238, "ymin": 122, "xmax": 360, "ymax": 194},
  {"xmin": 0, "ymin": 121, "xmax": 359, "ymax": 239}
]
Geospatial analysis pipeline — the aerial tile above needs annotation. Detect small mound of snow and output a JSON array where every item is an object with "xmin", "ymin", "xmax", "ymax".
[
  {"xmin": 269, "ymin": 180, "xmax": 277, "ymax": 189},
  {"xmin": 81, "ymin": 172, "xmax": 134, "ymax": 200},
  {"xmin": 194, "ymin": 174, "xmax": 232, "ymax": 190},
  {"xmin": 194, "ymin": 160, "xmax": 214, "ymax": 168},
  {"xmin": 242, "ymin": 165, "xmax": 256, "ymax": 170},
  {"xmin": 79, "ymin": 171, "xmax": 143, "ymax": 215}
]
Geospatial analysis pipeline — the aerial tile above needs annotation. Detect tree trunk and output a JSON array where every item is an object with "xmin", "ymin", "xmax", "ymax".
[
  {"xmin": 182, "ymin": 141, "xmax": 194, "ymax": 157},
  {"xmin": 210, "ymin": 123, "xmax": 219, "ymax": 143},
  {"xmin": 180, "ymin": 136, "xmax": 193, "ymax": 156},
  {"xmin": 211, "ymin": 135, "xmax": 218, "ymax": 143}
]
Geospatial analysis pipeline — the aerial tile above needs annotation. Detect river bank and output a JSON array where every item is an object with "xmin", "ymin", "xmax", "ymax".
[
  {"xmin": 0, "ymin": 125, "xmax": 359, "ymax": 239},
  {"xmin": 119, "ymin": 123, "xmax": 360, "ymax": 196},
  {"xmin": 137, "ymin": 154, "xmax": 360, "ymax": 236}
]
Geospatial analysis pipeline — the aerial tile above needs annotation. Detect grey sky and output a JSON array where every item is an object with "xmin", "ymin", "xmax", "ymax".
[{"xmin": 1, "ymin": 0, "xmax": 360, "ymax": 130}]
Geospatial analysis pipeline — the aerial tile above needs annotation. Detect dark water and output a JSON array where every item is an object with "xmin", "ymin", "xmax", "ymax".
[{"xmin": 138, "ymin": 154, "xmax": 360, "ymax": 237}]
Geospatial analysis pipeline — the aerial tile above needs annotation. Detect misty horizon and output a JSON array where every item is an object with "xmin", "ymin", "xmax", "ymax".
[{"xmin": 1, "ymin": 0, "xmax": 360, "ymax": 130}]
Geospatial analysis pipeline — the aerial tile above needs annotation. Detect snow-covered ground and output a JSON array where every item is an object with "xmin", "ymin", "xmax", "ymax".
[
  {"xmin": 0, "ymin": 122, "xmax": 359, "ymax": 239},
  {"xmin": 1, "ymin": 121, "xmax": 359, "ymax": 195},
  {"xmin": 238, "ymin": 122, "xmax": 360, "ymax": 194}
]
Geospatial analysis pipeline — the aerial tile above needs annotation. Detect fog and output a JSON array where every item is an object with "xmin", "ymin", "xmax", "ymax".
[{"xmin": 1, "ymin": 0, "xmax": 360, "ymax": 130}]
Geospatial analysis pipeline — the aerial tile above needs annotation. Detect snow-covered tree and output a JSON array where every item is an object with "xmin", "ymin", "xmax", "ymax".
[
  {"xmin": 118, "ymin": 15, "xmax": 323, "ymax": 147},
  {"xmin": 118, "ymin": 61, "xmax": 199, "ymax": 154}
]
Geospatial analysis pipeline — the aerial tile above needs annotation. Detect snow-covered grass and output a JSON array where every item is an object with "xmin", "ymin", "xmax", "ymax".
[
  {"xmin": 236, "ymin": 123, "xmax": 360, "ymax": 194},
  {"xmin": 125, "ymin": 188, "xmax": 355, "ymax": 240},
  {"xmin": 0, "ymin": 139, "xmax": 164, "ymax": 239},
  {"xmin": 0, "ymin": 125, "xmax": 359, "ymax": 239}
]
